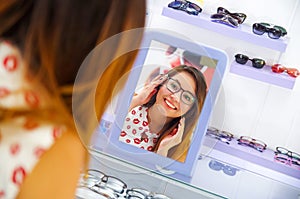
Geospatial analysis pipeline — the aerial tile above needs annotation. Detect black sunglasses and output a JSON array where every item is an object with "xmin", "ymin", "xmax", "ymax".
[
  {"xmin": 217, "ymin": 7, "xmax": 247, "ymax": 24},
  {"xmin": 252, "ymin": 23, "xmax": 287, "ymax": 39},
  {"xmin": 235, "ymin": 54, "xmax": 266, "ymax": 69},
  {"xmin": 168, "ymin": 0, "xmax": 202, "ymax": 16},
  {"xmin": 210, "ymin": 13, "xmax": 239, "ymax": 28}
]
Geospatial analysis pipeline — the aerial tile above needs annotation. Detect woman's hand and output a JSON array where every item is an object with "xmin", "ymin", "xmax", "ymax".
[
  {"xmin": 156, "ymin": 117, "xmax": 185, "ymax": 157},
  {"xmin": 129, "ymin": 74, "xmax": 167, "ymax": 110}
]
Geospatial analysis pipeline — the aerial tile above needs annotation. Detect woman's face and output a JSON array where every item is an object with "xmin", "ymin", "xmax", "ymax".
[{"xmin": 155, "ymin": 71, "xmax": 196, "ymax": 118}]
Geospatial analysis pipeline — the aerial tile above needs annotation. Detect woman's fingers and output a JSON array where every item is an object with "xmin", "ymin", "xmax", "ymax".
[{"xmin": 151, "ymin": 74, "xmax": 168, "ymax": 86}]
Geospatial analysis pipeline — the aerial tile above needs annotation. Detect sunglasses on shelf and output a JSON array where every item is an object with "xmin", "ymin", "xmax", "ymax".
[
  {"xmin": 252, "ymin": 23, "xmax": 287, "ymax": 39},
  {"xmin": 206, "ymin": 127, "xmax": 234, "ymax": 144},
  {"xmin": 271, "ymin": 64, "xmax": 300, "ymax": 78},
  {"xmin": 217, "ymin": 7, "xmax": 247, "ymax": 24},
  {"xmin": 208, "ymin": 160, "xmax": 237, "ymax": 176},
  {"xmin": 235, "ymin": 54, "xmax": 266, "ymax": 69},
  {"xmin": 237, "ymin": 136, "xmax": 267, "ymax": 152},
  {"xmin": 168, "ymin": 0, "xmax": 202, "ymax": 16},
  {"xmin": 274, "ymin": 147, "xmax": 300, "ymax": 169},
  {"xmin": 210, "ymin": 13, "xmax": 240, "ymax": 28}
]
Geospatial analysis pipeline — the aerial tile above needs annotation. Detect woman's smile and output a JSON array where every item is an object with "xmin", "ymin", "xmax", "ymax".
[
  {"xmin": 164, "ymin": 97, "xmax": 178, "ymax": 110},
  {"xmin": 155, "ymin": 71, "xmax": 196, "ymax": 118}
]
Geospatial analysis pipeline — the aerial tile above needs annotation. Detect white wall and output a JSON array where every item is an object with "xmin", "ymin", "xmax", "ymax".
[{"xmin": 146, "ymin": 0, "xmax": 300, "ymax": 152}]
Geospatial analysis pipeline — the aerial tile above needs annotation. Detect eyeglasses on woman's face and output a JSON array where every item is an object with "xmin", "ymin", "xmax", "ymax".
[{"xmin": 165, "ymin": 77, "xmax": 196, "ymax": 105}]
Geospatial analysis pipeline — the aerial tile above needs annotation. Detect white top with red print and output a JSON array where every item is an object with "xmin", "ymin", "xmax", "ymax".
[
  {"xmin": 119, "ymin": 106, "xmax": 159, "ymax": 151},
  {"xmin": 0, "ymin": 41, "xmax": 64, "ymax": 199}
]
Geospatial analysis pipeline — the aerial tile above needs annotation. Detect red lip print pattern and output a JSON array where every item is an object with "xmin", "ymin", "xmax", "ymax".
[
  {"xmin": 132, "ymin": 129, "xmax": 137, "ymax": 135},
  {"xmin": 133, "ymin": 118, "xmax": 140, "ymax": 124},
  {"xmin": 0, "ymin": 190, "xmax": 5, "ymax": 198},
  {"xmin": 52, "ymin": 127, "xmax": 62, "ymax": 139},
  {"xmin": 143, "ymin": 138, "xmax": 149, "ymax": 143},
  {"xmin": 147, "ymin": 146, "xmax": 153, "ymax": 151},
  {"xmin": 120, "ymin": 131, "xmax": 127, "ymax": 137},
  {"xmin": 23, "ymin": 118, "xmax": 39, "ymax": 130},
  {"xmin": 12, "ymin": 166, "xmax": 26, "ymax": 186},
  {"xmin": 134, "ymin": 138, "xmax": 141, "ymax": 144},
  {"xmin": 142, "ymin": 121, "xmax": 148, "ymax": 127},
  {"xmin": 0, "ymin": 87, "xmax": 10, "ymax": 98},
  {"xmin": 24, "ymin": 91, "xmax": 39, "ymax": 107},
  {"xmin": 3, "ymin": 55, "xmax": 18, "ymax": 72},
  {"xmin": 34, "ymin": 147, "xmax": 46, "ymax": 158},
  {"xmin": 10, "ymin": 143, "xmax": 20, "ymax": 155}
]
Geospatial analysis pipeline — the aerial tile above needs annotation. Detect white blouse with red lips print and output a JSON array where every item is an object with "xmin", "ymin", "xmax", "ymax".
[
  {"xmin": 0, "ymin": 40, "xmax": 64, "ymax": 199},
  {"xmin": 119, "ymin": 105, "xmax": 159, "ymax": 152}
]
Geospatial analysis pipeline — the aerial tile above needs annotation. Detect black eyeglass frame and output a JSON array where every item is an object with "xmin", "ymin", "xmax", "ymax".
[{"xmin": 165, "ymin": 76, "xmax": 196, "ymax": 105}]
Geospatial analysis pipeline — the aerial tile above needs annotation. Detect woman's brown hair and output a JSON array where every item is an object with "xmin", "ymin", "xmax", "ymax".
[{"xmin": 0, "ymin": 0, "xmax": 146, "ymax": 140}]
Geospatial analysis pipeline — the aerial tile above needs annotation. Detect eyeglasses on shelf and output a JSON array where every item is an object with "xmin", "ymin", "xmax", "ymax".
[
  {"xmin": 76, "ymin": 169, "xmax": 172, "ymax": 199},
  {"xmin": 206, "ymin": 127, "xmax": 234, "ymax": 144},
  {"xmin": 76, "ymin": 169, "xmax": 127, "ymax": 199},
  {"xmin": 126, "ymin": 188, "xmax": 171, "ymax": 199},
  {"xmin": 237, "ymin": 136, "xmax": 267, "ymax": 152},
  {"xmin": 274, "ymin": 147, "xmax": 300, "ymax": 170}
]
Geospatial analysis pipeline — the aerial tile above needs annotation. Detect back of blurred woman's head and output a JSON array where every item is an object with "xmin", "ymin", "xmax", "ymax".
[{"xmin": 0, "ymin": 0, "xmax": 146, "ymax": 135}]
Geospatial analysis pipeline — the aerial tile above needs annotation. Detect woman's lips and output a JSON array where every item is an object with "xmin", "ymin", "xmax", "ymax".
[{"xmin": 164, "ymin": 98, "xmax": 177, "ymax": 110}]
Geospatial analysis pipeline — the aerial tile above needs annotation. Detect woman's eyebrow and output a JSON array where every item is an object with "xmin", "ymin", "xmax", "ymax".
[{"xmin": 175, "ymin": 77, "xmax": 196, "ymax": 95}]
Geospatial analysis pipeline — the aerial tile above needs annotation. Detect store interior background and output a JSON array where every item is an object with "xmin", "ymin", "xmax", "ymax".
[
  {"xmin": 146, "ymin": 0, "xmax": 300, "ymax": 153},
  {"xmin": 89, "ymin": 1, "xmax": 300, "ymax": 199}
]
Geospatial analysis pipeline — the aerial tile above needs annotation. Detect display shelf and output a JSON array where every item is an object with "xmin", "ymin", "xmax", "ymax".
[
  {"xmin": 89, "ymin": 149, "xmax": 228, "ymax": 199},
  {"xmin": 229, "ymin": 61, "xmax": 296, "ymax": 89},
  {"xmin": 161, "ymin": 7, "xmax": 289, "ymax": 52},
  {"xmin": 201, "ymin": 135, "xmax": 300, "ymax": 188}
]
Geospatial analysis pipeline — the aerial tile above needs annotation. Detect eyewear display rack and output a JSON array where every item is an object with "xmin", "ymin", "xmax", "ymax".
[
  {"xmin": 161, "ymin": 7, "xmax": 296, "ymax": 89},
  {"xmin": 194, "ymin": 137, "xmax": 300, "ymax": 199},
  {"xmin": 89, "ymin": 147, "xmax": 228, "ymax": 199},
  {"xmin": 161, "ymin": 5, "xmax": 300, "ymax": 198},
  {"xmin": 201, "ymin": 135, "xmax": 300, "ymax": 188}
]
